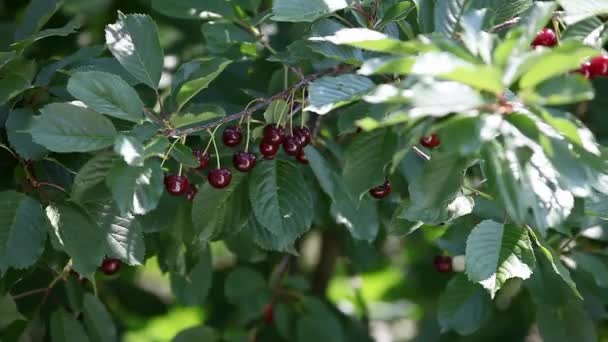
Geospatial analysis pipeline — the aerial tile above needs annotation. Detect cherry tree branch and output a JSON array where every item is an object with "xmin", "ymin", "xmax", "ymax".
[{"xmin": 163, "ymin": 65, "xmax": 352, "ymax": 137}]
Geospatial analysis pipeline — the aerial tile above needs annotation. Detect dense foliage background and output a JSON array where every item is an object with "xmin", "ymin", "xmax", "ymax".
[{"xmin": 2, "ymin": 0, "xmax": 608, "ymax": 341}]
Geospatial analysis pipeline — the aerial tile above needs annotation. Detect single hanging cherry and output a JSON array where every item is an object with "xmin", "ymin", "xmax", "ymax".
[
  {"xmin": 164, "ymin": 174, "xmax": 190, "ymax": 196},
  {"xmin": 262, "ymin": 125, "xmax": 286, "ymax": 145},
  {"xmin": 369, "ymin": 179, "xmax": 391, "ymax": 199},
  {"xmin": 208, "ymin": 168, "xmax": 232, "ymax": 188},
  {"xmin": 531, "ymin": 28, "xmax": 557, "ymax": 48},
  {"xmin": 186, "ymin": 184, "xmax": 198, "ymax": 201},
  {"xmin": 101, "ymin": 258, "xmax": 122, "ymax": 275},
  {"xmin": 260, "ymin": 141, "xmax": 279, "ymax": 159},
  {"xmin": 233, "ymin": 151, "xmax": 257, "ymax": 172},
  {"xmin": 222, "ymin": 125, "xmax": 242, "ymax": 147},
  {"xmin": 434, "ymin": 255, "xmax": 452, "ymax": 273},
  {"xmin": 193, "ymin": 149, "xmax": 211, "ymax": 169},
  {"xmin": 283, "ymin": 135, "xmax": 301, "ymax": 156},
  {"xmin": 420, "ymin": 134, "xmax": 441, "ymax": 149},
  {"xmin": 293, "ymin": 126, "xmax": 311, "ymax": 147}
]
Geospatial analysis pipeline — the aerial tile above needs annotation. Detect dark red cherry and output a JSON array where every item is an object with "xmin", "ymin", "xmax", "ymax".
[
  {"xmin": 186, "ymin": 184, "xmax": 198, "ymax": 201},
  {"xmin": 208, "ymin": 168, "xmax": 232, "ymax": 189},
  {"xmin": 531, "ymin": 28, "xmax": 557, "ymax": 48},
  {"xmin": 233, "ymin": 151, "xmax": 257, "ymax": 172},
  {"xmin": 262, "ymin": 125, "xmax": 286, "ymax": 145},
  {"xmin": 576, "ymin": 62, "xmax": 592, "ymax": 79},
  {"xmin": 263, "ymin": 304, "xmax": 274, "ymax": 325},
  {"xmin": 420, "ymin": 134, "xmax": 441, "ymax": 149},
  {"xmin": 588, "ymin": 55, "xmax": 608, "ymax": 77},
  {"xmin": 164, "ymin": 174, "xmax": 190, "ymax": 196},
  {"xmin": 101, "ymin": 258, "xmax": 121, "ymax": 275},
  {"xmin": 260, "ymin": 141, "xmax": 279, "ymax": 159},
  {"xmin": 222, "ymin": 125, "xmax": 242, "ymax": 147},
  {"xmin": 293, "ymin": 127, "xmax": 311, "ymax": 147},
  {"xmin": 369, "ymin": 179, "xmax": 391, "ymax": 199},
  {"xmin": 296, "ymin": 149, "xmax": 308, "ymax": 164},
  {"xmin": 283, "ymin": 136, "xmax": 301, "ymax": 156},
  {"xmin": 193, "ymin": 149, "xmax": 211, "ymax": 170},
  {"xmin": 434, "ymin": 255, "xmax": 452, "ymax": 273}
]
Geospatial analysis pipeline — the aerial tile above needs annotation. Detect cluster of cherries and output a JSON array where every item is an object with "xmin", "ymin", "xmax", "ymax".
[
  {"xmin": 259, "ymin": 124, "xmax": 311, "ymax": 163},
  {"xmin": 532, "ymin": 28, "xmax": 608, "ymax": 79},
  {"xmin": 163, "ymin": 122, "xmax": 313, "ymax": 200},
  {"xmin": 367, "ymin": 133, "xmax": 441, "ymax": 200}
]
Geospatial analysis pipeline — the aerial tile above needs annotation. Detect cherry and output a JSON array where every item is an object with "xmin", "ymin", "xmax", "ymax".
[
  {"xmin": 193, "ymin": 149, "xmax": 211, "ymax": 170},
  {"xmin": 531, "ymin": 28, "xmax": 557, "ymax": 48},
  {"xmin": 262, "ymin": 125, "xmax": 286, "ymax": 145},
  {"xmin": 283, "ymin": 136, "xmax": 301, "ymax": 156},
  {"xmin": 293, "ymin": 127, "xmax": 311, "ymax": 147},
  {"xmin": 208, "ymin": 168, "xmax": 232, "ymax": 189},
  {"xmin": 222, "ymin": 125, "xmax": 242, "ymax": 147},
  {"xmin": 588, "ymin": 55, "xmax": 608, "ymax": 77},
  {"xmin": 576, "ymin": 62, "xmax": 592, "ymax": 79},
  {"xmin": 260, "ymin": 141, "xmax": 279, "ymax": 159},
  {"xmin": 233, "ymin": 151, "xmax": 257, "ymax": 172},
  {"xmin": 186, "ymin": 184, "xmax": 198, "ymax": 201},
  {"xmin": 263, "ymin": 304, "xmax": 274, "ymax": 325},
  {"xmin": 369, "ymin": 179, "xmax": 391, "ymax": 199},
  {"xmin": 434, "ymin": 255, "xmax": 452, "ymax": 273},
  {"xmin": 101, "ymin": 258, "xmax": 121, "ymax": 275},
  {"xmin": 164, "ymin": 174, "xmax": 190, "ymax": 196},
  {"xmin": 420, "ymin": 134, "xmax": 441, "ymax": 149},
  {"xmin": 296, "ymin": 149, "xmax": 308, "ymax": 164}
]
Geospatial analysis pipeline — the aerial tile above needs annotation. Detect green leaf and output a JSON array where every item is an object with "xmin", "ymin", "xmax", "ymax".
[
  {"xmin": 470, "ymin": 0, "xmax": 532, "ymax": 24},
  {"xmin": 465, "ymin": 220, "xmax": 535, "ymax": 298},
  {"xmin": 172, "ymin": 58, "xmax": 232, "ymax": 112},
  {"xmin": 434, "ymin": 0, "xmax": 471, "ymax": 37},
  {"xmin": 224, "ymin": 267, "xmax": 266, "ymax": 303},
  {"xmin": 518, "ymin": 42, "xmax": 598, "ymax": 89},
  {"xmin": 571, "ymin": 252, "xmax": 608, "ymax": 288},
  {"xmin": 192, "ymin": 172, "xmax": 250, "ymax": 241},
  {"xmin": 72, "ymin": 152, "xmax": 119, "ymax": 201},
  {"xmin": 170, "ymin": 143, "xmax": 200, "ymax": 169},
  {"xmin": 151, "ymin": 0, "xmax": 235, "ymax": 20},
  {"xmin": 67, "ymin": 71, "xmax": 144, "ymax": 123},
  {"xmin": 173, "ymin": 326, "xmax": 219, "ymax": 342},
  {"xmin": 306, "ymin": 74, "xmax": 374, "ymax": 115},
  {"xmin": 0, "ymin": 191, "xmax": 47, "ymax": 274},
  {"xmin": 50, "ymin": 309, "xmax": 91, "ymax": 342},
  {"xmin": 308, "ymin": 20, "xmax": 365, "ymax": 65},
  {"xmin": 342, "ymin": 129, "xmax": 397, "ymax": 198},
  {"xmin": 562, "ymin": 17, "xmax": 608, "ymax": 48},
  {"xmin": 296, "ymin": 298, "xmax": 344, "ymax": 342},
  {"xmin": 263, "ymin": 100, "xmax": 289, "ymax": 124},
  {"xmin": 31, "ymin": 103, "xmax": 117, "ymax": 153},
  {"xmin": 11, "ymin": 20, "xmax": 81, "ymax": 51},
  {"xmin": 557, "ymin": 0, "xmax": 608, "ymax": 24},
  {"xmin": 536, "ymin": 304, "xmax": 597, "ymax": 342},
  {"xmin": 0, "ymin": 295, "xmax": 24, "ymax": 330},
  {"xmin": 169, "ymin": 104, "xmax": 225, "ymax": 128},
  {"xmin": 246, "ymin": 215, "xmax": 297, "ymax": 252},
  {"xmin": 519, "ymin": 74, "xmax": 595, "ymax": 105},
  {"xmin": 406, "ymin": 80, "xmax": 485, "ymax": 118},
  {"xmin": 0, "ymin": 58, "xmax": 36, "ymax": 106},
  {"xmin": 35, "ymin": 45, "xmax": 105, "ymax": 86},
  {"xmin": 249, "ymin": 159, "xmax": 313, "ymax": 237},
  {"xmin": 441, "ymin": 65, "xmax": 504, "ymax": 93},
  {"xmin": 113, "ymin": 135, "xmax": 145, "ymax": 167},
  {"xmin": 272, "ymin": 0, "xmax": 349, "ymax": 22},
  {"xmin": 105, "ymin": 13, "xmax": 163, "ymax": 89},
  {"xmin": 13, "ymin": 0, "xmax": 61, "ymax": 41},
  {"xmin": 377, "ymin": 2, "xmax": 415, "ymax": 29},
  {"xmin": 438, "ymin": 274, "xmax": 492, "ymax": 335},
  {"xmin": 85, "ymin": 200, "xmax": 145, "ymax": 266},
  {"xmin": 105, "ymin": 159, "xmax": 164, "ymax": 216},
  {"xmin": 82, "ymin": 294, "xmax": 117, "ymax": 342},
  {"xmin": 170, "ymin": 246, "xmax": 213, "ymax": 306},
  {"xmin": 46, "ymin": 203, "xmax": 105, "ymax": 276},
  {"xmin": 6, "ymin": 108, "xmax": 48, "ymax": 161},
  {"xmin": 311, "ymin": 27, "xmax": 432, "ymax": 55}
]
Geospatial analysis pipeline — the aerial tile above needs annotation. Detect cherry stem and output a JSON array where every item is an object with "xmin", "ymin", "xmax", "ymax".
[
  {"xmin": 36, "ymin": 182, "xmax": 68, "ymax": 194},
  {"xmin": 283, "ymin": 65, "xmax": 289, "ymax": 90},
  {"xmin": 275, "ymin": 91, "xmax": 293, "ymax": 128},
  {"xmin": 289, "ymin": 92, "xmax": 295, "ymax": 135},
  {"xmin": 300, "ymin": 89, "xmax": 306, "ymax": 128},
  {"xmin": 0, "ymin": 143, "xmax": 18, "ymax": 159},
  {"xmin": 208, "ymin": 128, "xmax": 221, "ymax": 168},
  {"xmin": 245, "ymin": 115, "xmax": 251, "ymax": 152},
  {"xmin": 239, "ymin": 99, "xmax": 263, "ymax": 125},
  {"xmin": 12, "ymin": 287, "xmax": 49, "ymax": 300},
  {"xmin": 160, "ymin": 137, "xmax": 182, "ymax": 168}
]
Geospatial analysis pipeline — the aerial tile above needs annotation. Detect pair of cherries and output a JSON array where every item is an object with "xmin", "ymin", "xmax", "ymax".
[
  {"xmin": 367, "ymin": 134, "xmax": 440, "ymax": 200},
  {"xmin": 222, "ymin": 126, "xmax": 258, "ymax": 173},
  {"xmin": 260, "ymin": 125, "xmax": 311, "ymax": 164}
]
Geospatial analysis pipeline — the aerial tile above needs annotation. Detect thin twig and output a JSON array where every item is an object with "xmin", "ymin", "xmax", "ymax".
[
  {"xmin": 12, "ymin": 288, "xmax": 49, "ymax": 300},
  {"xmin": 164, "ymin": 65, "xmax": 352, "ymax": 136},
  {"xmin": 490, "ymin": 17, "xmax": 521, "ymax": 32}
]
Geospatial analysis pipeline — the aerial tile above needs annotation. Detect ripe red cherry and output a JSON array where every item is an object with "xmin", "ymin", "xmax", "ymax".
[
  {"xmin": 420, "ymin": 134, "xmax": 441, "ymax": 149},
  {"xmin": 434, "ymin": 255, "xmax": 452, "ymax": 273},
  {"xmin": 296, "ymin": 149, "xmax": 308, "ymax": 164},
  {"xmin": 164, "ymin": 175, "xmax": 190, "ymax": 196},
  {"xmin": 283, "ymin": 136, "xmax": 301, "ymax": 156},
  {"xmin": 260, "ymin": 141, "xmax": 279, "ymax": 159},
  {"xmin": 588, "ymin": 55, "xmax": 608, "ymax": 77},
  {"xmin": 263, "ymin": 304, "xmax": 274, "ymax": 325},
  {"xmin": 233, "ymin": 152, "xmax": 257, "ymax": 172},
  {"xmin": 193, "ymin": 149, "xmax": 210, "ymax": 170},
  {"xmin": 262, "ymin": 125, "xmax": 286, "ymax": 145},
  {"xmin": 293, "ymin": 127, "xmax": 311, "ymax": 147},
  {"xmin": 531, "ymin": 28, "xmax": 557, "ymax": 48},
  {"xmin": 101, "ymin": 258, "xmax": 121, "ymax": 275},
  {"xmin": 369, "ymin": 179, "xmax": 391, "ymax": 199},
  {"xmin": 186, "ymin": 184, "xmax": 198, "ymax": 201},
  {"xmin": 208, "ymin": 168, "xmax": 232, "ymax": 189},
  {"xmin": 577, "ymin": 62, "xmax": 592, "ymax": 79},
  {"xmin": 222, "ymin": 125, "xmax": 242, "ymax": 147}
]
